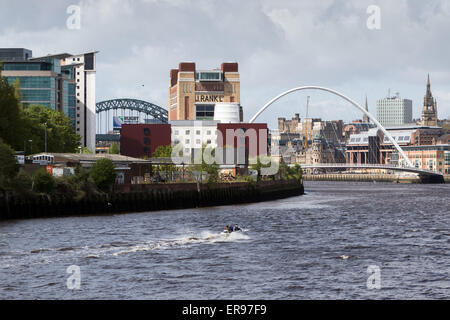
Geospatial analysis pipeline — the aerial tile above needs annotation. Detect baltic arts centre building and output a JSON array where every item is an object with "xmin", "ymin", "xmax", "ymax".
[{"xmin": 168, "ymin": 62, "xmax": 242, "ymax": 121}]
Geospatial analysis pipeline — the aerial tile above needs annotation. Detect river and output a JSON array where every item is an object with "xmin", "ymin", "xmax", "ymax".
[{"xmin": 0, "ymin": 181, "xmax": 449, "ymax": 299}]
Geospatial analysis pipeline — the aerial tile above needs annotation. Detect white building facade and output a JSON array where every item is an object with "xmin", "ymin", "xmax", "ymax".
[
  {"xmin": 376, "ymin": 96, "xmax": 413, "ymax": 127},
  {"xmin": 61, "ymin": 51, "xmax": 98, "ymax": 152},
  {"xmin": 170, "ymin": 120, "xmax": 219, "ymax": 155}
]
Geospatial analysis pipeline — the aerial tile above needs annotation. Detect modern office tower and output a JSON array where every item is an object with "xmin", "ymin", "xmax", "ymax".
[
  {"xmin": 421, "ymin": 74, "xmax": 438, "ymax": 127},
  {"xmin": 168, "ymin": 62, "xmax": 240, "ymax": 121},
  {"xmin": 0, "ymin": 48, "xmax": 98, "ymax": 152},
  {"xmin": 376, "ymin": 93, "xmax": 413, "ymax": 127}
]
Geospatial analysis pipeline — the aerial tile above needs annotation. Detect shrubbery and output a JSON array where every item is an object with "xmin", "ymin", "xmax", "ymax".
[{"xmin": 32, "ymin": 169, "xmax": 56, "ymax": 194}]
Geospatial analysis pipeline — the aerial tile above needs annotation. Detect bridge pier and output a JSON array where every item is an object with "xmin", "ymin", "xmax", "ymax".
[{"xmin": 418, "ymin": 174, "xmax": 445, "ymax": 184}]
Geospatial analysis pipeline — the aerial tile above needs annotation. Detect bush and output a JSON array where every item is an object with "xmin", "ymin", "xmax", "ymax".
[
  {"xmin": 11, "ymin": 170, "xmax": 33, "ymax": 195},
  {"xmin": 32, "ymin": 169, "xmax": 56, "ymax": 194},
  {"xmin": 0, "ymin": 139, "xmax": 19, "ymax": 190},
  {"xmin": 89, "ymin": 158, "xmax": 116, "ymax": 193}
]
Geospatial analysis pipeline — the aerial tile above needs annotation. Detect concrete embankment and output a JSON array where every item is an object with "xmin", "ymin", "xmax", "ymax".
[
  {"xmin": 0, "ymin": 180, "xmax": 304, "ymax": 221},
  {"xmin": 304, "ymin": 173, "xmax": 436, "ymax": 183}
]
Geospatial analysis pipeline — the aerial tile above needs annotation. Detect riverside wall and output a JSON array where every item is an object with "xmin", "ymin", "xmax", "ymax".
[
  {"xmin": 0, "ymin": 180, "xmax": 304, "ymax": 221},
  {"xmin": 304, "ymin": 173, "xmax": 446, "ymax": 184}
]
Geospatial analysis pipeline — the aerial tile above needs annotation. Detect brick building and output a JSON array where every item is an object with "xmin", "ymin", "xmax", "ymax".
[
  {"xmin": 120, "ymin": 124, "xmax": 171, "ymax": 158},
  {"xmin": 168, "ymin": 62, "xmax": 240, "ymax": 121}
]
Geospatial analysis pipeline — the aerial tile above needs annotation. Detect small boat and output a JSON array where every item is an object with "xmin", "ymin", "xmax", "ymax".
[{"xmin": 222, "ymin": 225, "xmax": 242, "ymax": 234}]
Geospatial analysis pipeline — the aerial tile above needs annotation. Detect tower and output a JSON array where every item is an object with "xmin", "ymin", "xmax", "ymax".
[
  {"xmin": 421, "ymin": 74, "xmax": 438, "ymax": 126},
  {"xmin": 363, "ymin": 95, "xmax": 370, "ymax": 123}
]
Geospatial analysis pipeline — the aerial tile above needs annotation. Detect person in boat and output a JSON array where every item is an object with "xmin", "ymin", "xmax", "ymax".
[{"xmin": 233, "ymin": 224, "xmax": 241, "ymax": 231}]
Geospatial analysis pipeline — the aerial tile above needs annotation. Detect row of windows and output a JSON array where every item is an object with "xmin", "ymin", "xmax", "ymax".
[
  {"xmin": 173, "ymin": 129, "xmax": 215, "ymax": 136},
  {"xmin": 7, "ymin": 76, "xmax": 56, "ymax": 89},
  {"xmin": 174, "ymin": 139, "xmax": 214, "ymax": 145},
  {"xmin": 20, "ymin": 89, "xmax": 55, "ymax": 102}
]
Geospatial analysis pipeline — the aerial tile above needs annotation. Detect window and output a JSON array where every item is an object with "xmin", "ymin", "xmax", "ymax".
[
  {"xmin": 185, "ymin": 130, "xmax": 190, "ymax": 135},
  {"xmin": 207, "ymin": 139, "xmax": 211, "ymax": 144},
  {"xmin": 184, "ymin": 148, "xmax": 190, "ymax": 154},
  {"xmin": 196, "ymin": 139, "xmax": 201, "ymax": 144},
  {"xmin": 143, "ymin": 128, "xmax": 150, "ymax": 136},
  {"xmin": 143, "ymin": 137, "xmax": 150, "ymax": 145},
  {"xmin": 143, "ymin": 147, "xmax": 149, "ymax": 154},
  {"xmin": 185, "ymin": 139, "xmax": 190, "ymax": 144},
  {"xmin": 196, "ymin": 105, "xmax": 215, "ymax": 120},
  {"xmin": 207, "ymin": 130, "xmax": 211, "ymax": 135},
  {"xmin": 174, "ymin": 130, "xmax": 179, "ymax": 135},
  {"xmin": 77, "ymin": 114, "xmax": 80, "ymax": 117},
  {"xmin": 196, "ymin": 130, "xmax": 201, "ymax": 135}
]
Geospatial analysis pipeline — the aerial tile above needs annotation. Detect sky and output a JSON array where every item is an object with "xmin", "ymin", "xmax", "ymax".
[{"xmin": 1, "ymin": 0, "xmax": 450, "ymax": 129}]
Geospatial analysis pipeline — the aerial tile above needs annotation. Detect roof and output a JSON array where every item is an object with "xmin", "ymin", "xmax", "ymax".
[
  {"xmin": 31, "ymin": 153, "xmax": 174, "ymax": 165},
  {"xmin": 347, "ymin": 128, "xmax": 416, "ymax": 145}
]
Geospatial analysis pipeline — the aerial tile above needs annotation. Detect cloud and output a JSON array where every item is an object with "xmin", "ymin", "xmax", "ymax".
[{"xmin": 1, "ymin": 0, "xmax": 449, "ymax": 127}]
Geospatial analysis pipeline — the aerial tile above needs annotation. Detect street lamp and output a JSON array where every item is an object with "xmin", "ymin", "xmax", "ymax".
[
  {"xmin": 78, "ymin": 146, "xmax": 82, "ymax": 154},
  {"xmin": 28, "ymin": 139, "xmax": 33, "ymax": 155},
  {"xmin": 44, "ymin": 122, "xmax": 47, "ymax": 153}
]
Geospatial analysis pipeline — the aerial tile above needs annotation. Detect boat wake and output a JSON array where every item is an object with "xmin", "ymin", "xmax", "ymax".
[{"xmin": 111, "ymin": 230, "xmax": 250, "ymax": 256}]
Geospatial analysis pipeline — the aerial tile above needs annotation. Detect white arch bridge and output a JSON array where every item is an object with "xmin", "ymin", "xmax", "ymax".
[{"xmin": 249, "ymin": 85, "xmax": 444, "ymax": 182}]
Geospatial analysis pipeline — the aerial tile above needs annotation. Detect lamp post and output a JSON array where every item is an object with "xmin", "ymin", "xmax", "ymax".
[
  {"xmin": 44, "ymin": 122, "xmax": 47, "ymax": 153},
  {"xmin": 28, "ymin": 139, "xmax": 33, "ymax": 155}
]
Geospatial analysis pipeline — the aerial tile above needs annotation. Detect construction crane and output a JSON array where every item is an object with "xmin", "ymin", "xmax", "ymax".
[{"xmin": 304, "ymin": 96, "xmax": 310, "ymax": 148}]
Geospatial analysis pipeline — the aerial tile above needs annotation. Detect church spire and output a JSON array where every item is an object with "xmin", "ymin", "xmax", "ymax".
[
  {"xmin": 421, "ymin": 74, "xmax": 437, "ymax": 126},
  {"xmin": 363, "ymin": 95, "xmax": 370, "ymax": 123}
]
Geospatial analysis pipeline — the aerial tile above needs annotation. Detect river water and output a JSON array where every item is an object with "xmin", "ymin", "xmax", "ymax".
[{"xmin": 0, "ymin": 182, "xmax": 449, "ymax": 299}]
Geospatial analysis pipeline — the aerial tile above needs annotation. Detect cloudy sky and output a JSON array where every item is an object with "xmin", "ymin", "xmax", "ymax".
[{"xmin": 1, "ymin": 0, "xmax": 450, "ymax": 128}]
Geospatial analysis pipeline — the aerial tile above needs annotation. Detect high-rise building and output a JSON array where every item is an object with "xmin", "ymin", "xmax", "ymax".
[
  {"xmin": 421, "ymin": 74, "xmax": 438, "ymax": 127},
  {"xmin": 168, "ymin": 62, "xmax": 240, "ymax": 121},
  {"xmin": 376, "ymin": 94, "xmax": 413, "ymax": 127},
  {"xmin": 0, "ymin": 48, "xmax": 98, "ymax": 152}
]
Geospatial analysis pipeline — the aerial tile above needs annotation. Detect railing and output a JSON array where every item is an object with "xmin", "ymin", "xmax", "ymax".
[{"xmin": 297, "ymin": 163, "xmax": 442, "ymax": 176}]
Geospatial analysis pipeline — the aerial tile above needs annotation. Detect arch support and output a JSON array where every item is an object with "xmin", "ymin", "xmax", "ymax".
[
  {"xmin": 96, "ymin": 98, "xmax": 168, "ymax": 123},
  {"xmin": 249, "ymin": 86, "xmax": 414, "ymax": 168}
]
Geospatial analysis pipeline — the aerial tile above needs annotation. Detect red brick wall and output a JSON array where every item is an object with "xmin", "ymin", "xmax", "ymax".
[
  {"xmin": 120, "ymin": 124, "xmax": 171, "ymax": 158},
  {"xmin": 217, "ymin": 123, "xmax": 268, "ymax": 159},
  {"xmin": 179, "ymin": 62, "xmax": 195, "ymax": 72},
  {"xmin": 221, "ymin": 62, "xmax": 238, "ymax": 72}
]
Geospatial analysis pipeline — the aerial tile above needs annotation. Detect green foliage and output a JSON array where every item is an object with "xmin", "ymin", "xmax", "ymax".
[
  {"xmin": 68, "ymin": 165, "xmax": 97, "ymax": 196},
  {"xmin": 80, "ymin": 146, "xmax": 93, "ymax": 154},
  {"xmin": 10, "ymin": 170, "xmax": 33, "ymax": 195},
  {"xmin": 0, "ymin": 139, "xmax": 20, "ymax": 190},
  {"xmin": 250, "ymin": 156, "xmax": 272, "ymax": 182},
  {"xmin": 152, "ymin": 145, "xmax": 176, "ymax": 179},
  {"xmin": 152, "ymin": 145, "xmax": 172, "ymax": 158},
  {"xmin": 189, "ymin": 145, "xmax": 220, "ymax": 184},
  {"xmin": 278, "ymin": 160, "xmax": 303, "ymax": 181},
  {"xmin": 89, "ymin": 158, "xmax": 116, "ymax": 193},
  {"xmin": 108, "ymin": 142, "xmax": 120, "ymax": 154},
  {"xmin": 22, "ymin": 105, "xmax": 80, "ymax": 154},
  {"xmin": 0, "ymin": 77, "xmax": 23, "ymax": 150},
  {"xmin": 32, "ymin": 169, "xmax": 56, "ymax": 194}
]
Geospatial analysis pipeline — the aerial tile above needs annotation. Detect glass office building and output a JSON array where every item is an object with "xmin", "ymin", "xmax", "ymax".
[{"xmin": 0, "ymin": 49, "xmax": 76, "ymax": 127}]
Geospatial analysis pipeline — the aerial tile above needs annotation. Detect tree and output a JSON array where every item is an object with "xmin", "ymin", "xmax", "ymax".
[
  {"xmin": 89, "ymin": 158, "xmax": 116, "ymax": 192},
  {"xmin": 0, "ymin": 76, "xmax": 23, "ymax": 150},
  {"xmin": 108, "ymin": 142, "xmax": 120, "ymax": 154},
  {"xmin": 22, "ymin": 105, "xmax": 81, "ymax": 154},
  {"xmin": 0, "ymin": 139, "xmax": 19, "ymax": 190},
  {"xmin": 250, "ymin": 155, "xmax": 272, "ymax": 182},
  {"xmin": 189, "ymin": 145, "xmax": 220, "ymax": 184},
  {"xmin": 32, "ymin": 169, "xmax": 56, "ymax": 194},
  {"xmin": 152, "ymin": 145, "xmax": 176, "ymax": 181}
]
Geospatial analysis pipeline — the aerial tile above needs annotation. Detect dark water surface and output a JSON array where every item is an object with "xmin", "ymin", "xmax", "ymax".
[{"xmin": 0, "ymin": 182, "xmax": 449, "ymax": 299}]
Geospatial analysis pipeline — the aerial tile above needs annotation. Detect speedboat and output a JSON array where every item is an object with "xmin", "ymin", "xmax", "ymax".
[{"xmin": 222, "ymin": 225, "xmax": 242, "ymax": 234}]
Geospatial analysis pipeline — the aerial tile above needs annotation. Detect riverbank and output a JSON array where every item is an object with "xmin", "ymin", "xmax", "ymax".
[
  {"xmin": 0, "ymin": 180, "xmax": 304, "ymax": 221},
  {"xmin": 304, "ymin": 173, "xmax": 447, "ymax": 184}
]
